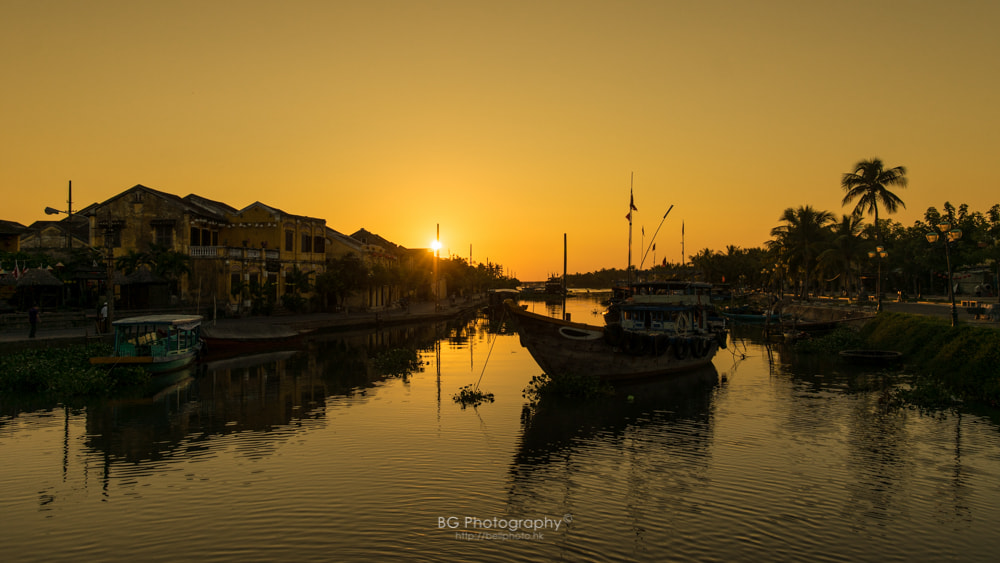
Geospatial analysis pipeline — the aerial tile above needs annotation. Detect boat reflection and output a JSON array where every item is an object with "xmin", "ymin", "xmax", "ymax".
[
  {"xmin": 506, "ymin": 365, "xmax": 725, "ymax": 550},
  {"xmin": 513, "ymin": 365, "xmax": 722, "ymax": 468}
]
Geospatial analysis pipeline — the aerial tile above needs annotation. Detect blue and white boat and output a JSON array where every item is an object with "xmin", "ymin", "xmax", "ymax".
[{"xmin": 90, "ymin": 314, "xmax": 203, "ymax": 373}]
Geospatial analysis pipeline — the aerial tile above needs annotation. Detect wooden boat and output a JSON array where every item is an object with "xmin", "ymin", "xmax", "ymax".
[
  {"xmin": 90, "ymin": 314, "xmax": 203, "ymax": 373},
  {"xmin": 201, "ymin": 322, "xmax": 301, "ymax": 355},
  {"xmin": 721, "ymin": 305, "xmax": 782, "ymax": 324},
  {"xmin": 838, "ymin": 349, "xmax": 903, "ymax": 364},
  {"xmin": 544, "ymin": 275, "xmax": 565, "ymax": 295},
  {"xmin": 506, "ymin": 300, "xmax": 726, "ymax": 381}
]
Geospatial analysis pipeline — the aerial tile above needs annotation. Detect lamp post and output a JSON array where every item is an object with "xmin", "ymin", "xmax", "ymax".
[
  {"xmin": 867, "ymin": 245, "xmax": 888, "ymax": 312},
  {"xmin": 44, "ymin": 180, "xmax": 74, "ymax": 250},
  {"xmin": 926, "ymin": 221, "xmax": 962, "ymax": 327},
  {"xmin": 977, "ymin": 237, "xmax": 1000, "ymax": 306}
]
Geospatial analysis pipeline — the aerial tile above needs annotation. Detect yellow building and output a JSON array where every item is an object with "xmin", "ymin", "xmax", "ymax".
[{"xmin": 87, "ymin": 184, "xmax": 342, "ymax": 313}]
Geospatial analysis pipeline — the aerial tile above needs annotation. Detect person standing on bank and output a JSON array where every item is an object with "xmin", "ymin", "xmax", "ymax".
[
  {"xmin": 99, "ymin": 301, "xmax": 108, "ymax": 333},
  {"xmin": 28, "ymin": 304, "xmax": 40, "ymax": 338}
]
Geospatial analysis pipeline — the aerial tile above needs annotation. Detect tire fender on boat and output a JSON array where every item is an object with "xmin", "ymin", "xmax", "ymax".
[
  {"xmin": 653, "ymin": 334, "xmax": 670, "ymax": 356},
  {"xmin": 698, "ymin": 337, "xmax": 712, "ymax": 358},
  {"xmin": 676, "ymin": 314, "xmax": 690, "ymax": 333},
  {"xmin": 672, "ymin": 337, "xmax": 690, "ymax": 360}
]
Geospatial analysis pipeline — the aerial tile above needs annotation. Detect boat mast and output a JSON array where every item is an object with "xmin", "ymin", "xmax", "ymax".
[
  {"xmin": 563, "ymin": 232, "xmax": 568, "ymax": 320},
  {"xmin": 626, "ymin": 172, "xmax": 636, "ymax": 287},
  {"xmin": 682, "ymin": 221, "xmax": 687, "ymax": 280}
]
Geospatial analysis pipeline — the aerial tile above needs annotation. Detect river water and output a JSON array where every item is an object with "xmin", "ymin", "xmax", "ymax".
[{"xmin": 3, "ymin": 295, "xmax": 1000, "ymax": 562}]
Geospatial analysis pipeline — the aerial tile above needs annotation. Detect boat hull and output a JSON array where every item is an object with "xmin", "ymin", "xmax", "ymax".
[
  {"xmin": 90, "ymin": 344, "xmax": 201, "ymax": 373},
  {"xmin": 506, "ymin": 302, "xmax": 719, "ymax": 381}
]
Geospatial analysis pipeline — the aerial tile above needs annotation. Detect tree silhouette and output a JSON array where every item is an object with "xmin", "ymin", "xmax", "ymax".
[{"xmin": 841, "ymin": 158, "xmax": 907, "ymax": 243}]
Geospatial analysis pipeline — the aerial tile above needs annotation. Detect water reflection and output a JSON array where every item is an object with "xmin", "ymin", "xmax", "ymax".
[{"xmin": 80, "ymin": 318, "xmax": 476, "ymax": 469}]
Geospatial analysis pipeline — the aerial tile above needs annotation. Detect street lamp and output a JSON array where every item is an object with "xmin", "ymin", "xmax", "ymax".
[
  {"xmin": 866, "ymin": 245, "xmax": 888, "ymax": 313},
  {"xmin": 44, "ymin": 180, "xmax": 74, "ymax": 249},
  {"xmin": 926, "ymin": 221, "xmax": 962, "ymax": 326},
  {"xmin": 977, "ymin": 238, "xmax": 1000, "ymax": 305}
]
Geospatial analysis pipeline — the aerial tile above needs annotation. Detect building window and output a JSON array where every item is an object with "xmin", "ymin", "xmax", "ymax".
[
  {"xmin": 314, "ymin": 236, "xmax": 325, "ymax": 254},
  {"xmin": 285, "ymin": 230, "xmax": 294, "ymax": 251},
  {"xmin": 301, "ymin": 233, "xmax": 312, "ymax": 253},
  {"xmin": 190, "ymin": 227, "xmax": 201, "ymax": 246},
  {"xmin": 153, "ymin": 224, "xmax": 173, "ymax": 247}
]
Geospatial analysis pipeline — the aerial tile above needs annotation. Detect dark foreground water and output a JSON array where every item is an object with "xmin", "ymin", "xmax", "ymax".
[{"xmin": 3, "ymin": 296, "xmax": 1000, "ymax": 562}]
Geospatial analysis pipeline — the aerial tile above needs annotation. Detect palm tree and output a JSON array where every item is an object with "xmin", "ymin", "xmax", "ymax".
[
  {"xmin": 115, "ymin": 249, "xmax": 152, "ymax": 275},
  {"xmin": 842, "ymin": 159, "xmax": 906, "ymax": 310},
  {"xmin": 768, "ymin": 206, "xmax": 835, "ymax": 299},
  {"xmin": 841, "ymin": 158, "xmax": 907, "ymax": 243},
  {"xmin": 147, "ymin": 243, "xmax": 192, "ymax": 297},
  {"xmin": 817, "ymin": 214, "xmax": 866, "ymax": 297}
]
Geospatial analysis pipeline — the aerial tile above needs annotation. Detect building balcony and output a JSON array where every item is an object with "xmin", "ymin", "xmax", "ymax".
[{"xmin": 190, "ymin": 246, "xmax": 281, "ymax": 261}]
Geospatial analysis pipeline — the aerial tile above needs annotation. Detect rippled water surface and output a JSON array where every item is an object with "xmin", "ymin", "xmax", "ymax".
[{"xmin": 3, "ymin": 295, "xmax": 1000, "ymax": 562}]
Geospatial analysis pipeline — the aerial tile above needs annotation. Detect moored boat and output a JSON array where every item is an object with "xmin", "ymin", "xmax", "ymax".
[
  {"xmin": 90, "ymin": 314, "xmax": 203, "ymax": 373},
  {"xmin": 838, "ymin": 349, "xmax": 903, "ymax": 364},
  {"xmin": 506, "ymin": 299, "xmax": 726, "ymax": 381},
  {"xmin": 721, "ymin": 305, "xmax": 783, "ymax": 324},
  {"xmin": 201, "ymin": 322, "xmax": 302, "ymax": 357}
]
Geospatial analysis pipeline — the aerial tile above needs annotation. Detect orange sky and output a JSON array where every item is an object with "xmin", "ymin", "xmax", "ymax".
[{"xmin": 2, "ymin": 0, "xmax": 998, "ymax": 281}]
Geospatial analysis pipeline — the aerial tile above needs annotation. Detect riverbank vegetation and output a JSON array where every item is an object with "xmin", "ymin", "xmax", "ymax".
[
  {"xmin": 0, "ymin": 343, "xmax": 149, "ymax": 397},
  {"xmin": 796, "ymin": 312, "xmax": 1000, "ymax": 409}
]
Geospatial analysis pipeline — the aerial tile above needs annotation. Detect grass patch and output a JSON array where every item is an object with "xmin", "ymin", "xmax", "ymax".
[{"xmin": 793, "ymin": 327, "xmax": 865, "ymax": 354}]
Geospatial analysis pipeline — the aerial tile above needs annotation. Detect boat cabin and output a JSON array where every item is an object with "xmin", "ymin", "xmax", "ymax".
[
  {"xmin": 626, "ymin": 281, "xmax": 713, "ymax": 306},
  {"xmin": 619, "ymin": 303, "xmax": 711, "ymax": 334},
  {"xmin": 111, "ymin": 315, "xmax": 202, "ymax": 359}
]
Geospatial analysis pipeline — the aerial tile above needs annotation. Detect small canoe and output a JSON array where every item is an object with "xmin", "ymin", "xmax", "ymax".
[{"xmin": 838, "ymin": 350, "xmax": 903, "ymax": 364}]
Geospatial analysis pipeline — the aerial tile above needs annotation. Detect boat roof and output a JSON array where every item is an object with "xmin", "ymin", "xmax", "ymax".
[
  {"xmin": 621, "ymin": 303, "xmax": 698, "ymax": 312},
  {"xmin": 630, "ymin": 280, "xmax": 712, "ymax": 289},
  {"xmin": 112, "ymin": 314, "xmax": 203, "ymax": 327}
]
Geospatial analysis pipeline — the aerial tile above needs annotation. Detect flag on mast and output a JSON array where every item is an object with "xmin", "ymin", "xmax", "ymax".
[{"xmin": 626, "ymin": 189, "xmax": 637, "ymax": 221}]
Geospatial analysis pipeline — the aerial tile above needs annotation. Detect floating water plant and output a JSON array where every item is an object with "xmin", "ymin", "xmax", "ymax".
[
  {"xmin": 453, "ymin": 384, "xmax": 494, "ymax": 408},
  {"xmin": 521, "ymin": 373, "xmax": 614, "ymax": 404}
]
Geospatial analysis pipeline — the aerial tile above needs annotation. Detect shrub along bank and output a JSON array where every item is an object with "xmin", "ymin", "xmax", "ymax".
[
  {"xmin": 798, "ymin": 312, "xmax": 1000, "ymax": 407},
  {"xmin": 860, "ymin": 313, "xmax": 1000, "ymax": 406}
]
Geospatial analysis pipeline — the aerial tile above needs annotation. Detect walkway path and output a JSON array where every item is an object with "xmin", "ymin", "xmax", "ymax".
[{"xmin": 0, "ymin": 297, "xmax": 486, "ymax": 349}]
